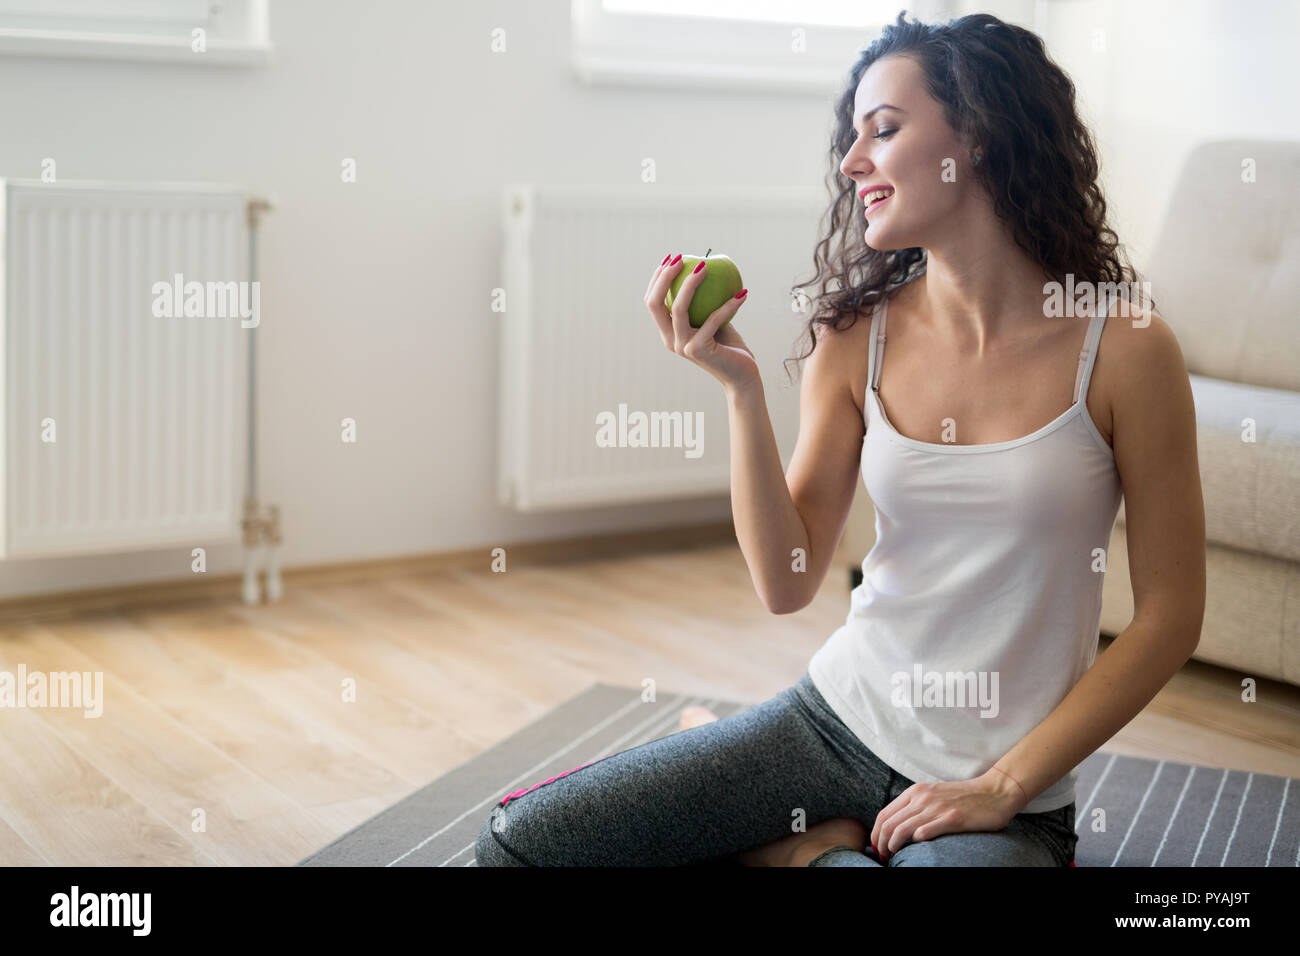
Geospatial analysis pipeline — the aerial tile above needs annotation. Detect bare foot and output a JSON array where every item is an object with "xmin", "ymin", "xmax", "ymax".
[
  {"xmin": 679, "ymin": 705, "xmax": 719, "ymax": 731},
  {"xmin": 735, "ymin": 817, "xmax": 870, "ymax": 867}
]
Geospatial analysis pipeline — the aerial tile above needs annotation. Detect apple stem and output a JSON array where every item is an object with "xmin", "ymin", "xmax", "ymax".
[{"xmin": 705, "ymin": 248, "xmax": 711, "ymax": 257}]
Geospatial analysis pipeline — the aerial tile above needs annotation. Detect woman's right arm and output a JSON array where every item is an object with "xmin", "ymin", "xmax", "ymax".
[
  {"xmin": 726, "ymin": 322, "xmax": 866, "ymax": 614},
  {"xmin": 642, "ymin": 254, "xmax": 866, "ymax": 614}
]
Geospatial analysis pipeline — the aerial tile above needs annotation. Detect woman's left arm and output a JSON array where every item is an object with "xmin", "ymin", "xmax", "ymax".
[{"xmin": 872, "ymin": 310, "xmax": 1207, "ymax": 859}]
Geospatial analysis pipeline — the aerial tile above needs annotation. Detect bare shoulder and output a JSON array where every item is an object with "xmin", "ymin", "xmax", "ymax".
[
  {"xmin": 1093, "ymin": 302, "xmax": 1187, "ymax": 443},
  {"xmin": 799, "ymin": 305, "xmax": 875, "ymax": 419},
  {"xmin": 1098, "ymin": 303, "xmax": 1184, "ymax": 381}
]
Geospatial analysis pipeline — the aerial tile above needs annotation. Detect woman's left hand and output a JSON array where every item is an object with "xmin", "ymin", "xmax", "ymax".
[{"xmin": 869, "ymin": 769, "xmax": 1028, "ymax": 862}]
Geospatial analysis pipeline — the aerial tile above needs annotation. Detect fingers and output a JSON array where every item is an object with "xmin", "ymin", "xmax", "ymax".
[
  {"xmin": 669, "ymin": 257, "xmax": 710, "ymax": 345},
  {"xmin": 643, "ymin": 252, "xmax": 674, "ymax": 300},
  {"xmin": 879, "ymin": 805, "xmax": 934, "ymax": 859},
  {"xmin": 692, "ymin": 287, "xmax": 748, "ymax": 345},
  {"xmin": 643, "ymin": 253, "xmax": 685, "ymax": 349},
  {"xmin": 871, "ymin": 790, "xmax": 914, "ymax": 856}
]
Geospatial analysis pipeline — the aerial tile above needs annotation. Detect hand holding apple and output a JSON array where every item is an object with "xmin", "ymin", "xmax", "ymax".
[
  {"xmin": 664, "ymin": 250, "xmax": 745, "ymax": 329},
  {"xmin": 643, "ymin": 249, "xmax": 757, "ymax": 396}
]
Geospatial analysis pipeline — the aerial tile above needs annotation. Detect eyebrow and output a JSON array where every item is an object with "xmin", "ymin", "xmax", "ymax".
[{"xmin": 854, "ymin": 104, "xmax": 905, "ymax": 128}]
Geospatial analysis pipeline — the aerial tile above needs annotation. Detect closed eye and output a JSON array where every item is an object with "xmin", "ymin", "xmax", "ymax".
[{"xmin": 873, "ymin": 128, "xmax": 897, "ymax": 140}]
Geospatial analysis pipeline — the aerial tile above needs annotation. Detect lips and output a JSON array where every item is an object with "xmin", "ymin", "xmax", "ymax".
[{"xmin": 864, "ymin": 191, "xmax": 893, "ymax": 216}]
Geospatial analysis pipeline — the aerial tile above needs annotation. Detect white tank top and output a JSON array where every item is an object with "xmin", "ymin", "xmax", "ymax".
[{"xmin": 807, "ymin": 289, "xmax": 1124, "ymax": 813}]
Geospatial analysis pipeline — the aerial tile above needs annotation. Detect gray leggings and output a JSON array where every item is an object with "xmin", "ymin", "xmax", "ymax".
[{"xmin": 474, "ymin": 672, "xmax": 1077, "ymax": 867}]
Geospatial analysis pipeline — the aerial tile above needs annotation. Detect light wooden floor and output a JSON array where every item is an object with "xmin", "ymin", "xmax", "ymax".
[{"xmin": 1, "ymin": 540, "xmax": 1297, "ymax": 865}]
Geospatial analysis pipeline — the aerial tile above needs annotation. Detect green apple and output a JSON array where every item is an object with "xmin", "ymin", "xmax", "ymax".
[{"xmin": 665, "ymin": 251, "xmax": 744, "ymax": 329}]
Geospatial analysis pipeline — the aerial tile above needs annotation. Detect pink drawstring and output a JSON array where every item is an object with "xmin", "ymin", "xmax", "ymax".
[{"xmin": 501, "ymin": 760, "xmax": 598, "ymax": 807}]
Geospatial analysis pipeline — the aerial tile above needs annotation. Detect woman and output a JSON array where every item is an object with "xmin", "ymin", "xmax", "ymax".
[{"xmin": 475, "ymin": 11, "xmax": 1205, "ymax": 867}]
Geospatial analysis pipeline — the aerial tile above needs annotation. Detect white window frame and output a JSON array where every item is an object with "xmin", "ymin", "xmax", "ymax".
[
  {"xmin": 571, "ymin": 0, "xmax": 1039, "ymax": 94},
  {"xmin": 0, "ymin": 0, "xmax": 272, "ymax": 66}
]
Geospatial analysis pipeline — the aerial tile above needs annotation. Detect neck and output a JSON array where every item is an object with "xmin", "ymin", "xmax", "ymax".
[{"xmin": 911, "ymin": 212, "xmax": 1054, "ymax": 356}]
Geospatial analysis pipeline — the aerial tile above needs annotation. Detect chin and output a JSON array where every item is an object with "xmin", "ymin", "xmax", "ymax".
[
  {"xmin": 864, "ymin": 227, "xmax": 908, "ymax": 252},
  {"xmin": 864, "ymin": 215, "xmax": 924, "ymax": 252}
]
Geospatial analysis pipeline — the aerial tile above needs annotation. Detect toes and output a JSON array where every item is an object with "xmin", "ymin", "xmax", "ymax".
[{"xmin": 679, "ymin": 705, "xmax": 719, "ymax": 730}]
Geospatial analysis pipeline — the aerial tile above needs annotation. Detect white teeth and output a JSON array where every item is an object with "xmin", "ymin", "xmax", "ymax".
[{"xmin": 864, "ymin": 188, "xmax": 894, "ymax": 205}]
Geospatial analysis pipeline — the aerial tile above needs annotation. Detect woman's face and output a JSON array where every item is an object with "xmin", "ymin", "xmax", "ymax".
[{"xmin": 838, "ymin": 54, "xmax": 980, "ymax": 251}]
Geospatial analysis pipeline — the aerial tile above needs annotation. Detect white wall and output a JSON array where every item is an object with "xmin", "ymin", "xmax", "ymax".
[
  {"xmin": 1038, "ymin": 0, "xmax": 1300, "ymax": 269},
  {"xmin": 1, "ymin": 0, "xmax": 1293, "ymax": 600}
]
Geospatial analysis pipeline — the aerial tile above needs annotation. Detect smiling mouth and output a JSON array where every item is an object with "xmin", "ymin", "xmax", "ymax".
[{"xmin": 864, "ymin": 191, "xmax": 893, "ymax": 215}]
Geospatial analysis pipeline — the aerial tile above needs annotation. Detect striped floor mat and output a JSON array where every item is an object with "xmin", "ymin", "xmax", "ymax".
[{"xmin": 297, "ymin": 682, "xmax": 1300, "ymax": 867}]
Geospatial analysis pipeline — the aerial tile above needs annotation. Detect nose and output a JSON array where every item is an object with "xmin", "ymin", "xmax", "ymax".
[{"xmin": 839, "ymin": 139, "xmax": 873, "ymax": 184}]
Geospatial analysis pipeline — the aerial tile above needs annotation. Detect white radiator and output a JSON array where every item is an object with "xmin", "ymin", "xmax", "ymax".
[
  {"xmin": 0, "ymin": 180, "xmax": 249, "ymax": 559},
  {"xmin": 499, "ymin": 184, "xmax": 820, "ymax": 512}
]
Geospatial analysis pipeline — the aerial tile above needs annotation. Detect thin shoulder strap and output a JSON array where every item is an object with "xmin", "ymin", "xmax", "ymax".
[
  {"xmin": 1072, "ymin": 291, "xmax": 1112, "ymax": 404},
  {"xmin": 869, "ymin": 294, "xmax": 888, "ymax": 392}
]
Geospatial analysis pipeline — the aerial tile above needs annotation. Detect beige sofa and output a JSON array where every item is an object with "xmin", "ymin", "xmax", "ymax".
[{"xmin": 837, "ymin": 138, "xmax": 1300, "ymax": 688}]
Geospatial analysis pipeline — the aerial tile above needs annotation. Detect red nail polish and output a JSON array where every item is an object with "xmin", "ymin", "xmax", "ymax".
[
  {"xmin": 734, "ymin": 288, "xmax": 748, "ymax": 300},
  {"xmin": 670, "ymin": 254, "xmax": 682, "ymax": 266},
  {"xmin": 693, "ymin": 260, "xmax": 706, "ymax": 275},
  {"xmin": 660, "ymin": 253, "xmax": 671, "ymax": 265}
]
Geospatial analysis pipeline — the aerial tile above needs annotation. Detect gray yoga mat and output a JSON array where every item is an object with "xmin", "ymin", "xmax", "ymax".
[{"xmin": 297, "ymin": 682, "xmax": 1300, "ymax": 867}]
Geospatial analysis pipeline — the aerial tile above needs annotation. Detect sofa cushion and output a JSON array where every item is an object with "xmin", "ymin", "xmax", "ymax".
[
  {"xmin": 1118, "ymin": 374, "xmax": 1300, "ymax": 564},
  {"xmin": 1145, "ymin": 139, "xmax": 1300, "ymax": 393}
]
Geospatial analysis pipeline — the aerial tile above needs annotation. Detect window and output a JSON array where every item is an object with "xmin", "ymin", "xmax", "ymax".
[
  {"xmin": 602, "ymin": 0, "xmax": 892, "ymax": 29},
  {"xmin": 573, "ymin": 0, "xmax": 1048, "ymax": 93},
  {"xmin": 572, "ymin": 0, "xmax": 957, "ymax": 93},
  {"xmin": 0, "ymin": 0, "xmax": 272, "ymax": 65}
]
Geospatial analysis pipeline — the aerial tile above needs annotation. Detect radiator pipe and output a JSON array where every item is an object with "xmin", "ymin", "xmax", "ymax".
[
  {"xmin": 241, "ymin": 195, "xmax": 277, "ymax": 604},
  {"xmin": 264, "ymin": 504, "xmax": 283, "ymax": 601}
]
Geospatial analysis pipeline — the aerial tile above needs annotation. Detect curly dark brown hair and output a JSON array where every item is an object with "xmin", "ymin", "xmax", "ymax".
[{"xmin": 782, "ymin": 9, "xmax": 1151, "ymax": 383}]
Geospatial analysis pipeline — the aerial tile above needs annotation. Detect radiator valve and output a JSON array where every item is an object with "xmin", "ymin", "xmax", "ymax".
[{"xmin": 240, "ymin": 496, "xmax": 283, "ymax": 604}]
